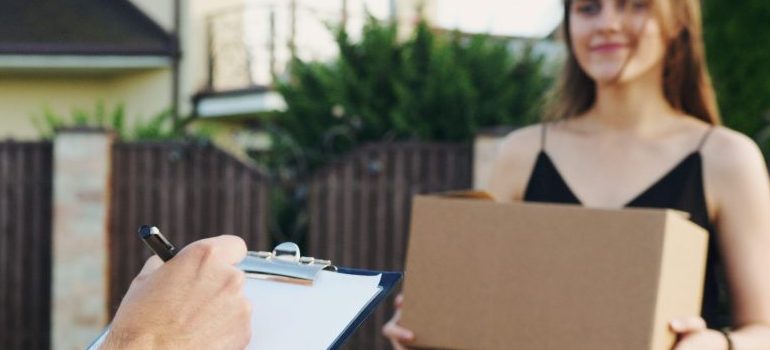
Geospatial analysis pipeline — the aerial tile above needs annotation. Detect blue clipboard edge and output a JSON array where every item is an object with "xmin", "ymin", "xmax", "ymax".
[{"xmin": 328, "ymin": 268, "xmax": 404, "ymax": 350}]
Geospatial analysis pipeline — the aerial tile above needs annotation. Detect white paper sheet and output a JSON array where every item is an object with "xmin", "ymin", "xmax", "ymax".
[{"xmin": 245, "ymin": 271, "xmax": 382, "ymax": 350}]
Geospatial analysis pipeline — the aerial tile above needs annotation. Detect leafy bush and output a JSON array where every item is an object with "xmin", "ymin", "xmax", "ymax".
[
  {"xmin": 703, "ymin": 0, "xmax": 770, "ymax": 150},
  {"xmin": 32, "ymin": 101, "xmax": 182, "ymax": 140},
  {"xmin": 270, "ymin": 18, "xmax": 555, "ymax": 177},
  {"xmin": 260, "ymin": 18, "xmax": 555, "ymax": 246}
]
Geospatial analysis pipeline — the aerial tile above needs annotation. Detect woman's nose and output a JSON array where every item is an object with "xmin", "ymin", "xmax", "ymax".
[{"xmin": 595, "ymin": 4, "xmax": 624, "ymax": 33}]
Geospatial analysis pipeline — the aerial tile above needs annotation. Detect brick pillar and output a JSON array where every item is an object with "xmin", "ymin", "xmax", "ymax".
[{"xmin": 51, "ymin": 129, "xmax": 114, "ymax": 350}]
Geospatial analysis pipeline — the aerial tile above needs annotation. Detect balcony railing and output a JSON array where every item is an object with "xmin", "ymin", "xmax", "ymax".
[{"xmin": 205, "ymin": 1, "xmax": 387, "ymax": 92}]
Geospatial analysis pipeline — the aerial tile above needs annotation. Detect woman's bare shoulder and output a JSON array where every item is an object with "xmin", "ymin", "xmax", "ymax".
[
  {"xmin": 496, "ymin": 124, "xmax": 545, "ymax": 161},
  {"xmin": 484, "ymin": 124, "xmax": 545, "ymax": 201},
  {"xmin": 701, "ymin": 126, "xmax": 768, "ymax": 211},
  {"xmin": 703, "ymin": 126, "xmax": 765, "ymax": 173}
]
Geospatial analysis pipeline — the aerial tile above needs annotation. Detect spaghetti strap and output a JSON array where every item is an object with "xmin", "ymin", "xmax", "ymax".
[
  {"xmin": 540, "ymin": 123, "xmax": 548, "ymax": 152},
  {"xmin": 696, "ymin": 126, "xmax": 716, "ymax": 151}
]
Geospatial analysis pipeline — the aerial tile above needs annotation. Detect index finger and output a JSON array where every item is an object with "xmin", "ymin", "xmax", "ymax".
[
  {"xmin": 138, "ymin": 255, "xmax": 164, "ymax": 276},
  {"xmin": 178, "ymin": 235, "xmax": 248, "ymax": 266}
]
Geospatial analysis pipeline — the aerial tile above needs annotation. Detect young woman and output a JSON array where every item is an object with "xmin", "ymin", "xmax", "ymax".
[{"xmin": 383, "ymin": 0, "xmax": 770, "ymax": 349}]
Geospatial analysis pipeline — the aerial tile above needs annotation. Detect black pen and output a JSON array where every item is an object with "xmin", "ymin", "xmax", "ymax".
[{"xmin": 138, "ymin": 225, "xmax": 177, "ymax": 261}]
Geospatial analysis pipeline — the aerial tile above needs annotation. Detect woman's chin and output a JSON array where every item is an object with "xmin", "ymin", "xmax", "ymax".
[{"xmin": 590, "ymin": 74, "xmax": 623, "ymax": 86}]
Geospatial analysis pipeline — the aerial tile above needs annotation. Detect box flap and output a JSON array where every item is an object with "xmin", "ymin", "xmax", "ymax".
[
  {"xmin": 425, "ymin": 190, "xmax": 496, "ymax": 201},
  {"xmin": 424, "ymin": 190, "xmax": 692, "ymax": 221}
]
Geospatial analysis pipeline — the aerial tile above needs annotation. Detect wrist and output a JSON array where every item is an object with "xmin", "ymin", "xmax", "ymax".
[{"xmin": 100, "ymin": 327, "xmax": 158, "ymax": 350}]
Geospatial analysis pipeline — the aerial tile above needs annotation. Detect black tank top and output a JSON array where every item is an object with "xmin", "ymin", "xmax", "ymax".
[{"xmin": 524, "ymin": 124, "xmax": 731, "ymax": 328}]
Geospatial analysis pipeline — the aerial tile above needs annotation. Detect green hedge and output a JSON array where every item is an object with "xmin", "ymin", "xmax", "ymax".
[
  {"xmin": 703, "ymin": 0, "xmax": 770, "ymax": 149},
  {"xmin": 271, "ymin": 19, "xmax": 554, "ymax": 175}
]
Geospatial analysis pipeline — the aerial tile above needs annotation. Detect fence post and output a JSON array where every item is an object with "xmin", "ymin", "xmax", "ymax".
[{"xmin": 50, "ymin": 128, "xmax": 114, "ymax": 350}]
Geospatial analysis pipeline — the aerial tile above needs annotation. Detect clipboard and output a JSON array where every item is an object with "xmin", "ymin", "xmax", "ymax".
[
  {"xmin": 327, "ymin": 267, "xmax": 402, "ymax": 349},
  {"xmin": 88, "ymin": 242, "xmax": 402, "ymax": 350},
  {"xmin": 238, "ymin": 242, "xmax": 402, "ymax": 349}
]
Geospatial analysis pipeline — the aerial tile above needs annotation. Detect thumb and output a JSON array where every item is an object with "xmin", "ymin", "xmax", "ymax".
[{"xmin": 669, "ymin": 317, "xmax": 707, "ymax": 334}]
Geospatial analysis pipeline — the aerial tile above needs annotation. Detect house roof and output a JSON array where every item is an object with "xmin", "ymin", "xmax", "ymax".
[{"xmin": 0, "ymin": 0, "xmax": 176, "ymax": 56}]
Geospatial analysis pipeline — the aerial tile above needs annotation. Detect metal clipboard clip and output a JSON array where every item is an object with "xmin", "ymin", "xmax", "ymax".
[{"xmin": 237, "ymin": 242, "xmax": 338, "ymax": 285}]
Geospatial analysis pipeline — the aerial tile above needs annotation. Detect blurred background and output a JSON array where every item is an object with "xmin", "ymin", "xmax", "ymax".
[{"xmin": 0, "ymin": 0, "xmax": 768, "ymax": 349}]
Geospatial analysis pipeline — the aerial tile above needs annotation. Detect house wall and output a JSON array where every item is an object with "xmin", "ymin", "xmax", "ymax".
[
  {"xmin": 0, "ymin": 0, "xmax": 242, "ymax": 140},
  {"xmin": 108, "ymin": 69, "xmax": 174, "ymax": 122},
  {"xmin": 128, "ymin": 0, "xmax": 202, "ymax": 116},
  {"xmin": 182, "ymin": 0, "xmax": 250, "ymax": 102},
  {"xmin": 0, "ymin": 0, "xmax": 178, "ymax": 140},
  {"xmin": 131, "ymin": 0, "xmax": 251, "ymax": 116},
  {"xmin": 0, "ymin": 69, "xmax": 172, "ymax": 140},
  {"xmin": 0, "ymin": 0, "xmax": 439, "ymax": 140}
]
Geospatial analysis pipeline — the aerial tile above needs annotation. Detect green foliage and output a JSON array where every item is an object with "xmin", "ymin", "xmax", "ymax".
[
  {"xmin": 272, "ymin": 18, "xmax": 554, "ymax": 175},
  {"xmin": 133, "ymin": 109, "xmax": 177, "ymax": 140},
  {"xmin": 263, "ymin": 18, "xmax": 554, "ymax": 246},
  {"xmin": 703, "ymin": 0, "xmax": 770, "ymax": 149},
  {"xmin": 32, "ymin": 101, "xmax": 183, "ymax": 141}
]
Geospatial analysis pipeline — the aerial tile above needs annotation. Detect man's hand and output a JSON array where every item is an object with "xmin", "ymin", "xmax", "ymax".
[{"xmin": 102, "ymin": 235, "xmax": 252, "ymax": 350}]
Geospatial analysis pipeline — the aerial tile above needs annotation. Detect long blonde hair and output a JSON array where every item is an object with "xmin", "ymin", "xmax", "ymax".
[{"xmin": 545, "ymin": 0, "xmax": 721, "ymax": 125}]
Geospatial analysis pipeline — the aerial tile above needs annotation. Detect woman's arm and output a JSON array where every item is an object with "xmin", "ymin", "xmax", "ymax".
[
  {"xmin": 678, "ymin": 127, "xmax": 770, "ymax": 349},
  {"xmin": 711, "ymin": 129, "xmax": 770, "ymax": 347}
]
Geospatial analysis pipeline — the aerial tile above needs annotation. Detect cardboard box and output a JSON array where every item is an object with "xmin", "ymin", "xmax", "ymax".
[{"xmin": 400, "ymin": 192, "xmax": 708, "ymax": 350}]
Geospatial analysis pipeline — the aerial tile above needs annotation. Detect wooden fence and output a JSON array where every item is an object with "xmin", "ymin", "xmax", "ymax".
[
  {"xmin": 0, "ymin": 141, "xmax": 53, "ymax": 350},
  {"xmin": 0, "ymin": 138, "xmax": 473, "ymax": 350},
  {"xmin": 108, "ymin": 141, "xmax": 272, "ymax": 316},
  {"xmin": 307, "ymin": 142, "xmax": 473, "ymax": 350}
]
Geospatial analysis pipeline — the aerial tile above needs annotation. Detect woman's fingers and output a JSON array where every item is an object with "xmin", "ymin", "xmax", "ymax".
[
  {"xmin": 384, "ymin": 295, "xmax": 415, "ymax": 349},
  {"xmin": 383, "ymin": 322, "xmax": 415, "ymax": 342},
  {"xmin": 383, "ymin": 309, "xmax": 415, "ymax": 341},
  {"xmin": 395, "ymin": 293, "xmax": 404, "ymax": 308},
  {"xmin": 388, "ymin": 338, "xmax": 413, "ymax": 350},
  {"xmin": 669, "ymin": 316, "xmax": 707, "ymax": 334}
]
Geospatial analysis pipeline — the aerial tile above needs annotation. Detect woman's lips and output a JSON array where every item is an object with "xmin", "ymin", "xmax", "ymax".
[{"xmin": 591, "ymin": 43, "xmax": 627, "ymax": 52}]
